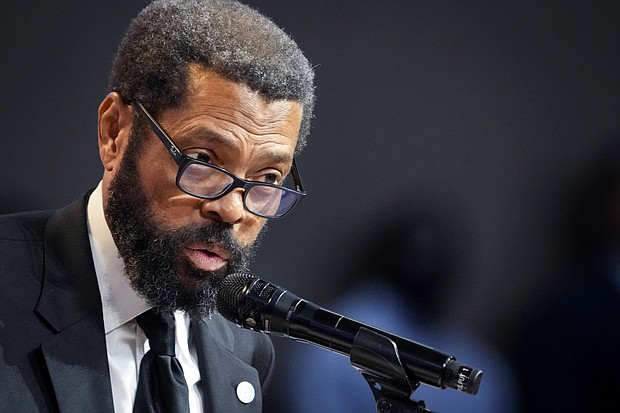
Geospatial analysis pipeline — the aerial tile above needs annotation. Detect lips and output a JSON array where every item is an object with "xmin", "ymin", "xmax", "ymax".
[{"xmin": 184, "ymin": 243, "xmax": 231, "ymax": 272}]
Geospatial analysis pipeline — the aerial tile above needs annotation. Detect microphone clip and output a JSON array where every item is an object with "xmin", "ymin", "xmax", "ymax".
[{"xmin": 351, "ymin": 328, "xmax": 436, "ymax": 413}]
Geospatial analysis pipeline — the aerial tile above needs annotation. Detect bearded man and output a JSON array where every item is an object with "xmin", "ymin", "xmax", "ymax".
[{"xmin": 0, "ymin": 1, "xmax": 315, "ymax": 412}]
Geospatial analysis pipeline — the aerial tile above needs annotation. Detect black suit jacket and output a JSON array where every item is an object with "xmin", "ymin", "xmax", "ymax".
[{"xmin": 0, "ymin": 194, "xmax": 274, "ymax": 412}]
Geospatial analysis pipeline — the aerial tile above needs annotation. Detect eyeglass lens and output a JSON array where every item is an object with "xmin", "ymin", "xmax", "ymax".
[{"xmin": 179, "ymin": 162, "xmax": 297, "ymax": 217}]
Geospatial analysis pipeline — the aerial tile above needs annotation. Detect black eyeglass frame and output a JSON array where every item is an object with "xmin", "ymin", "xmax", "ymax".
[{"xmin": 129, "ymin": 98, "xmax": 307, "ymax": 219}]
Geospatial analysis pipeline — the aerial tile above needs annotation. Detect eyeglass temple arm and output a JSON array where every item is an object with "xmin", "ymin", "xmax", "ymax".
[
  {"xmin": 291, "ymin": 159, "xmax": 306, "ymax": 194},
  {"xmin": 130, "ymin": 99, "xmax": 185, "ymax": 165}
]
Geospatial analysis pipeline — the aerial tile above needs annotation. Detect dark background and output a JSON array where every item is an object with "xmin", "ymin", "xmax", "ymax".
[{"xmin": 2, "ymin": 1, "xmax": 619, "ymax": 411}]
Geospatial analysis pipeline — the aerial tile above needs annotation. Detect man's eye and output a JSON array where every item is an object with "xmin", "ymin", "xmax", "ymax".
[
  {"xmin": 261, "ymin": 173, "xmax": 280, "ymax": 185},
  {"xmin": 187, "ymin": 152, "xmax": 211, "ymax": 163}
]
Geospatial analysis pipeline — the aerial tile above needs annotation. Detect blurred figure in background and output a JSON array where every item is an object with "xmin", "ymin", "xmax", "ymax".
[
  {"xmin": 518, "ymin": 144, "xmax": 620, "ymax": 412},
  {"xmin": 271, "ymin": 190, "xmax": 520, "ymax": 413}
]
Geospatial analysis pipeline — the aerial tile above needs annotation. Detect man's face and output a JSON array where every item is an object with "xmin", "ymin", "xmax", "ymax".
[{"xmin": 100, "ymin": 66, "xmax": 303, "ymax": 318}]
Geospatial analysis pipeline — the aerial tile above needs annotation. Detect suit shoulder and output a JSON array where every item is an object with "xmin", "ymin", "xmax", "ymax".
[
  {"xmin": 0, "ymin": 210, "xmax": 52, "ymax": 243},
  {"xmin": 0, "ymin": 212, "xmax": 50, "ymax": 326}
]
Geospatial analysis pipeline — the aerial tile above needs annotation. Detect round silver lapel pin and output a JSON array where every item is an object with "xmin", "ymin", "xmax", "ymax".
[{"xmin": 236, "ymin": 381, "xmax": 255, "ymax": 404}]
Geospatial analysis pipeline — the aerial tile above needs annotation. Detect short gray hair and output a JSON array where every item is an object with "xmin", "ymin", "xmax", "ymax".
[{"xmin": 109, "ymin": 0, "xmax": 315, "ymax": 151}]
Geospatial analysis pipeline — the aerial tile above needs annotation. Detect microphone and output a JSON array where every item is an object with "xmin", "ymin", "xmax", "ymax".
[{"xmin": 216, "ymin": 273, "xmax": 483, "ymax": 395}]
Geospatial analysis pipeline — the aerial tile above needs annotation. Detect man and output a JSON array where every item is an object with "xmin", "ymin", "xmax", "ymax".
[{"xmin": 0, "ymin": 0, "xmax": 315, "ymax": 412}]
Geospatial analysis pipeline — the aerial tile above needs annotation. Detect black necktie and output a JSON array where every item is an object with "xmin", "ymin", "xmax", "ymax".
[{"xmin": 133, "ymin": 309, "xmax": 191, "ymax": 413}]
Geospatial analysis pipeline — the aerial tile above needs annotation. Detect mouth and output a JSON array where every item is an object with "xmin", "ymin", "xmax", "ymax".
[{"xmin": 184, "ymin": 244, "xmax": 231, "ymax": 272}]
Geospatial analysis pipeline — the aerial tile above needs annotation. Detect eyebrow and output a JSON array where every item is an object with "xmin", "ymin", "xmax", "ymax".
[{"xmin": 178, "ymin": 126, "xmax": 294, "ymax": 166}]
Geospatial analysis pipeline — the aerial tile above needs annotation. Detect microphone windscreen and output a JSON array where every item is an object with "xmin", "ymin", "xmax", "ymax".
[{"xmin": 217, "ymin": 272, "xmax": 254, "ymax": 321}]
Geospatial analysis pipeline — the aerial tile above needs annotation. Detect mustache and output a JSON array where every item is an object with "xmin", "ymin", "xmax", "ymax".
[{"xmin": 157, "ymin": 220, "xmax": 246, "ymax": 259}]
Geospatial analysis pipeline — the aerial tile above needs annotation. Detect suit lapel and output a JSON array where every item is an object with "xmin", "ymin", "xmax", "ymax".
[
  {"xmin": 193, "ymin": 317, "xmax": 263, "ymax": 413},
  {"xmin": 40, "ymin": 316, "xmax": 114, "ymax": 413},
  {"xmin": 35, "ymin": 194, "xmax": 115, "ymax": 413}
]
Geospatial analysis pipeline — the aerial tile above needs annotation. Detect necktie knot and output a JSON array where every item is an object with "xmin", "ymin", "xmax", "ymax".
[{"xmin": 136, "ymin": 309, "xmax": 176, "ymax": 356}]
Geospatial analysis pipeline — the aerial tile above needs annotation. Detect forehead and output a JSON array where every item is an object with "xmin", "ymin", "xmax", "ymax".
[{"xmin": 174, "ymin": 65, "xmax": 303, "ymax": 145}]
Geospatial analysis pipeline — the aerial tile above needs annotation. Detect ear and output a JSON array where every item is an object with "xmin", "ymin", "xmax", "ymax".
[{"xmin": 98, "ymin": 92, "xmax": 133, "ymax": 172}]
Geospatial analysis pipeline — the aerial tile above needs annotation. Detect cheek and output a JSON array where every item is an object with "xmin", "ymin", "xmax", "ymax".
[
  {"xmin": 135, "ymin": 167, "xmax": 202, "ymax": 228},
  {"xmin": 147, "ymin": 195, "xmax": 206, "ymax": 232}
]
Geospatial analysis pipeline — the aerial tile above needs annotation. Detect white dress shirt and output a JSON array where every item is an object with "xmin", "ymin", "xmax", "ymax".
[{"xmin": 86, "ymin": 182, "xmax": 204, "ymax": 412}]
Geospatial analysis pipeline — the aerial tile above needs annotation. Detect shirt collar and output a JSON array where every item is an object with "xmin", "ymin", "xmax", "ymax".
[{"xmin": 87, "ymin": 181, "xmax": 150, "ymax": 334}]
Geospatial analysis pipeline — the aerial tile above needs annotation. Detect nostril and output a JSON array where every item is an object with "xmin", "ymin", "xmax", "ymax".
[{"xmin": 199, "ymin": 192, "xmax": 245, "ymax": 223}]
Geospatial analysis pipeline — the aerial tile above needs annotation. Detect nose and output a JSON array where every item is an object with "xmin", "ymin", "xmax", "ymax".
[{"xmin": 199, "ymin": 189, "xmax": 246, "ymax": 224}]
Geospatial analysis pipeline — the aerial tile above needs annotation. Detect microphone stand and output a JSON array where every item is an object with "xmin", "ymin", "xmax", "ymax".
[{"xmin": 350, "ymin": 328, "xmax": 436, "ymax": 413}]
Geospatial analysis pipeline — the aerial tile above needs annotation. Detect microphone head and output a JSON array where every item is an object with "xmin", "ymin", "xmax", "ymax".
[{"xmin": 216, "ymin": 272, "xmax": 254, "ymax": 323}]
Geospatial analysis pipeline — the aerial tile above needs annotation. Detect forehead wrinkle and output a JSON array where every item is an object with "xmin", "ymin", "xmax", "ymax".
[
  {"xmin": 172, "ymin": 123, "xmax": 294, "ymax": 167},
  {"xmin": 176, "ymin": 124, "xmax": 234, "ymax": 148},
  {"xmin": 175, "ymin": 123, "xmax": 292, "ymax": 151},
  {"xmin": 248, "ymin": 145, "xmax": 293, "ymax": 165},
  {"xmin": 207, "ymin": 102, "xmax": 301, "ymax": 143},
  {"xmin": 169, "ymin": 99, "xmax": 299, "ymax": 139}
]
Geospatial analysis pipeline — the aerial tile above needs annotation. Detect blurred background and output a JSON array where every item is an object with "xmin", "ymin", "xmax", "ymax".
[{"xmin": 2, "ymin": 1, "xmax": 619, "ymax": 411}]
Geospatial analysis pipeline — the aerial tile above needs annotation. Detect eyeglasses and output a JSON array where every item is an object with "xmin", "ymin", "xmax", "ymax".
[{"xmin": 130, "ymin": 99, "xmax": 306, "ymax": 219}]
